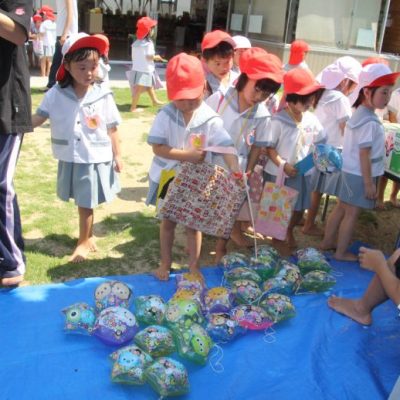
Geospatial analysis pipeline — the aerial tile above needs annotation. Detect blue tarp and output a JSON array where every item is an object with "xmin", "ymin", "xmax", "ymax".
[{"xmin": 0, "ymin": 259, "xmax": 399, "ymax": 400}]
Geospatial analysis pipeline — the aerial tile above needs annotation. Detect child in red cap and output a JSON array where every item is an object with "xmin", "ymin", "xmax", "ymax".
[
  {"xmin": 31, "ymin": 33, "xmax": 123, "ymax": 263},
  {"xmin": 201, "ymin": 30, "xmax": 238, "ymax": 98},
  {"xmin": 321, "ymin": 63, "xmax": 400, "ymax": 261},
  {"xmin": 146, "ymin": 52, "xmax": 240, "ymax": 280},
  {"xmin": 30, "ymin": 14, "xmax": 44, "ymax": 71},
  {"xmin": 264, "ymin": 68, "xmax": 325, "ymax": 250},
  {"xmin": 284, "ymin": 39, "xmax": 311, "ymax": 72},
  {"xmin": 206, "ymin": 47, "xmax": 284, "ymax": 261},
  {"xmin": 39, "ymin": 8, "xmax": 56, "ymax": 77},
  {"xmin": 128, "ymin": 16, "xmax": 165, "ymax": 112}
]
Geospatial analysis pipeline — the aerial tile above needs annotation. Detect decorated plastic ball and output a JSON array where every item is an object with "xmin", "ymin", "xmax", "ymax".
[
  {"xmin": 296, "ymin": 247, "xmax": 331, "ymax": 274},
  {"xmin": 259, "ymin": 293, "xmax": 296, "ymax": 323},
  {"xmin": 230, "ymin": 279, "xmax": 263, "ymax": 305},
  {"xmin": 94, "ymin": 280, "xmax": 133, "ymax": 312},
  {"xmin": 109, "ymin": 344, "xmax": 153, "ymax": 385},
  {"xmin": 134, "ymin": 325, "xmax": 176, "ymax": 357},
  {"xmin": 220, "ymin": 252, "xmax": 249, "ymax": 269},
  {"xmin": 313, "ymin": 143, "xmax": 342, "ymax": 173},
  {"xmin": 206, "ymin": 312, "xmax": 246, "ymax": 342},
  {"xmin": 224, "ymin": 266, "xmax": 262, "ymax": 285},
  {"xmin": 62, "ymin": 302, "xmax": 96, "ymax": 335},
  {"xmin": 164, "ymin": 299, "xmax": 204, "ymax": 328},
  {"xmin": 203, "ymin": 287, "xmax": 234, "ymax": 314},
  {"xmin": 134, "ymin": 295, "xmax": 166, "ymax": 325},
  {"xmin": 171, "ymin": 288, "xmax": 203, "ymax": 307},
  {"xmin": 93, "ymin": 306, "xmax": 138, "ymax": 346},
  {"xmin": 231, "ymin": 304, "xmax": 273, "ymax": 330},
  {"xmin": 145, "ymin": 357, "xmax": 189, "ymax": 397},
  {"xmin": 172, "ymin": 322, "xmax": 213, "ymax": 364},
  {"xmin": 300, "ymin": 270, "xmax": 336, "ymax": 292},
  {"xmin": 176, "ymin": 272, "xmax": 205, "ymax": 292}
]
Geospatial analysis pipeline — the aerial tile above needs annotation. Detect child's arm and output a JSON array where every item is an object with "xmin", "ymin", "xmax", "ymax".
[
  {"xmin": 152, "ymin": 144, "xmax": 206, "ymax": 164},
  {"xmin": 266, "ymin": 147, "xmax": 297, "ymax": 177},
  {"xmin": 246, "ymin": 146, "xmax": 261, "ymax": 173},
  {"xmin": 223, "ymin": 154, "xmax": 240, "ymax": 174},
  {"xmin": 359, "ymin": 147, "xmax": 376, "ymax": 199},
  {"xmin": 108, "ymin": 127, "xmax": 123, "ymax": 172},
  {"xmin": 32, "ymin": 114, "xmax": 47, "ymax": 128},
  {"xmin": 359, "ymin": 246, "xmax": 400, "ymax": 305}
]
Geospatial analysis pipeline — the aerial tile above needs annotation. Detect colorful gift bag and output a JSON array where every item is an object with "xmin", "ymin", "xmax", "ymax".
[
  {"xmin": 255, "ymin": 164, "xmax": 298, "ymax": 241},
  {"xmin": 158, "ymin": 162, "xmax": 246, "ymax": 239},
  {"xmin": 248, "ymin": 165, "xmax": 264, "ymax": 203}
]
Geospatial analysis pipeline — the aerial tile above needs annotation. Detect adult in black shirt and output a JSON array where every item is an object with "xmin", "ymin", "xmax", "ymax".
[{"xmin": 0, "ymin": 1, "xmax": 32, "ymax": 286}]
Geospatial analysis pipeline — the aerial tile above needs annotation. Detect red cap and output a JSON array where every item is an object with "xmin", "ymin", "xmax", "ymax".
[
  {"xmin": 166, "ymin": 53, "xmax": 205, "ymax": 101},
  {"xmin": 284, "ymin": 68, "xmax": 324, "ymax": 95},
  {"xmin": 93, "ymin": 34, "xmax": 110, "ymax": 56},
  {"xmin": 44, "ymin": 11, "xmax": 56, "ymax": 21},
  {"xmin": 361, "ymin": 57, "xmax": 390, "ymax": 67},
  {"xmin": 136, "ymin": 17, "xmax": 157, "ymax": 40},
  {"xmin": 39, "ymin": 5, "xmax": 54, "ymax": 13},
  {"xmin": 33, "ymin": 14, "xmax": 42, "ymax": 22},
  {"xmin": 288, "ymin": 39, "xmax": 310, "ymax": 65},
  {"xmin": 56, "ymin": 33, "xmax": 109, "ymax": 81},
  {"xmin": 201, "ymin": 30, "xmax": 236, "ymax": 52},
  {"xmin": 239, "ymin": 48, "xmax": 284, "ymax": 83}
]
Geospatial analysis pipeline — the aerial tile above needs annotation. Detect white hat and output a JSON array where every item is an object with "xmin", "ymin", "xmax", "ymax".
[
  {"xmin": 316, "ymin": 56, "xmax": 362, "ymax": 89},
  {"xmin": 349, "ymin": 63, "xmax": 400, "ymax": 105},
  {"xmin": 232, "ymin": 35, "xmax": 251, "ymax": 49}
]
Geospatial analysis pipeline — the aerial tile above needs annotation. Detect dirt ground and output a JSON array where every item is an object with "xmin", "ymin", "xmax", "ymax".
[{"xmin": 107, "ymin": 114, "xmax": 400, "ymax": 267}]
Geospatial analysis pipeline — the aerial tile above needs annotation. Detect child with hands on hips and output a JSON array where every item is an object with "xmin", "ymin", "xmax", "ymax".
[
  {"xmin": 32, "ymin": 33, "xmax": 123, "ymax": 263},
  {"xmin": 328, "ymin": 246, "xmax": 400, "ymax": 325},
  {"xmin": 146, "ymin": 53, "xmax": 241, "ymax": 281},
  {"xmin": 206, "ymin": 47, "xmax": 284, "ymax": 262},
  {"xmin": 264, "ymin": 68, "xmax": 326, "ymax": 249},
  {"xmin": 303, "ymin": 56, "xmax": 361, "ymax": 235},
  {"xmin": 321, "ymin": 63, "xmax": 400, "ymax": 261}
]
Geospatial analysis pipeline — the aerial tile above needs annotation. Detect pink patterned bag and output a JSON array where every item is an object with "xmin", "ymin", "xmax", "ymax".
[
  {"xmin": 158, "ymin": 161, "xmax": 247, "ymax": 239},
  {"xmin": 254, "ymin": 164, "xmax": 299, "ymax": 240}
]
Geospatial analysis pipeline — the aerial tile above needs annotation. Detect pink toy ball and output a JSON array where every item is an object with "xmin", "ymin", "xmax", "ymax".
[
  {"xmin": 93, "ymin": 306, "xmax": 138, "ymax": 346},
  {"xmin": 94, "ymin": 280, "xmax": 133, "ymax": 312}
]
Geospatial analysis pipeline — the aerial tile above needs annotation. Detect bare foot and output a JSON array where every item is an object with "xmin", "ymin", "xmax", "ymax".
[
  {"xmin": 375, "ymin": 201, "xmax": 387, "ymax": 211},
  {"xmin": 69, "ymin": 242, "xmax": 91, "ymax": 263},
  {"xmin": 285, "ymin": 232, "xmax": 297, "ymax": 249},
  {"xmin": 1, "ymin": 275, "xmax": 24, "ymax": 286},
  {"xmin": 333, "ymin": 251, "xmax": 358, "ymax": 262},
  {"xmin": 390, "ymin": 197, "xmax": 400, "ymax": 208},
  {"xmin": 319, "ymin": 241, "xmax": 337, "ymax": 252},
  {"xmin": 301, "ymin": 225, "xmax": 324, "ymax": 236},
  {"xmin": 243, "ymin": 226, "xmax": 264, "ymax": 240},
  {"xmin": 214, "ymin": 248, "xmax": 227, "ymax": 264},
  {"xmin": 328, "ymin": 296, "xmax": 372, "ymax": 325},
  {"xmin": 153, "ymin": 101, "xmax": 165, "ymax": 106},
  {"xmin": 153, "ymin": 265, "xmax": 170, "ymax": 281},
  {"xmin": 131, "ymin": 107, "xmax": 144, "ymax": 113},
  {"xmin": 88, "ymin": 237, "xmax": 98, "ymax": 252}
]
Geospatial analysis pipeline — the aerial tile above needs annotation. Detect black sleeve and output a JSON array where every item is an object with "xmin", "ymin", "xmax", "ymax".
[{"xmin": 0, "ymin": 0, "xmax": 33, "ymax": 40}]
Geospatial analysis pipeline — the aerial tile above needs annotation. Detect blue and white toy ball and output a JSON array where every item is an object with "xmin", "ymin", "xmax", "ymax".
[{"xmin": 313, "ymin": 144, "xmax": 342, "ymax": 173}]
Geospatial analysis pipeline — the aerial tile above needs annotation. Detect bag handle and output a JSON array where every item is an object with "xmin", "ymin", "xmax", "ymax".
[
  {"xmin": 203, "ymin": 146, "xmax": 237, "ymax": 155},
  {"xmin": 275, "ymin": 161, "xmax": 287, "ymax": 188}
]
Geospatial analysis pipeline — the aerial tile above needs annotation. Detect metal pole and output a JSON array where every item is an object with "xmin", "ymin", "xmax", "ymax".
[
  {"xmin": 245, "ymin": 0, "xmax": 253, "ymax": 36},
  {"xmin": 226, "ymin": 0, "xmax": 232, "ymax": 32},
  {"xmin": 206, "ymin": 0, "xmax": 215, "ymax": 32},
  {"xmin": 378, "ymin": 0, "xmax": 391, "ymax": 53},
  {"xmin": 284, "ymin": 0, "xmax": 293, "ymax": 44}
]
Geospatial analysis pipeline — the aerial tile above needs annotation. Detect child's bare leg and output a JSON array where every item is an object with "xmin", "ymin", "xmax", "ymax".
[
  {"xmin": 390, "ymin": 181, "xmax": 400, "ymax": 207},
  {"xmin": 154, "ymin": 219, "xmax": 176, "ymax": 280},
  {"xmin": 302, "ymin": 191, "xmax": 324, "ymax": 235},
  {"xmin": 147, "ymin": 87, "xmax": 164, "ymax": 106},
  {"xmin": 46, "ymin": 58, "xmax": 52, "ymax": 77},
  {"xmin": 230, "ymin": 221, "xmax": 252, "ymax": 247},
  {"xmin": 375, "ymin": 176, "xmax": 387, "ymax": 209},
  {"xmin": 333, "ymin": 202, "xmax": 359, "ymax": 261},
  {"xmin": 40, "ymin": 57, "xmax": 46, "ymax": 77},
  {"xmin": 70, "ymin": 207, "xmax": 94, "ymax": 263},
  {"xmin": 320, "ymin": 201, "xmax": 344, "ymax": 251},
  {"xmin": 286, "ymin": 210, "xmax": 302, "ymax": 248},
  {"xmin": 186, "ymin": 228, "xmax": 203, "ymax": 279},
  {"xmin": 215, "ymin": 237, "xmax": 229, "ymax": 264},
  {"xmin": 130, "ymin": 85, "xmax": 145, "ymax": 111}
]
